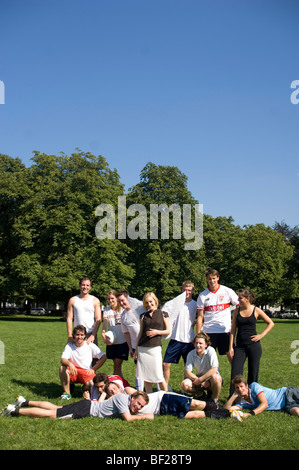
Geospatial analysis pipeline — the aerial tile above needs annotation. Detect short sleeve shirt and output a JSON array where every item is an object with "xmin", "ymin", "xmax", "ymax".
[
  {"xmin": 197, "ymin": 285, "xmax": 239, "ymax": 333},
  {"xmin": 237, "ymin": 382, "xmax": 287, "ymax": 411},
  {"xmin": 90, "ymin": 392, "xmax": 131, "ymax": 418},
  {"xmin": 61, "ymin": 341, "xmax": 105, "ymax": 370},
  {"xmin": 185, "ymin": 346, "xmax": 219, "ymax": 377}
]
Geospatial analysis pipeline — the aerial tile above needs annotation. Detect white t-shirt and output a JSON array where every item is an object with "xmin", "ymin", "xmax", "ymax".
[
  {"xmin": 138, "ymin": 391, "xmax": 166, "ymax": 415},
  {"xmin": 121, "ymin": 309, "xmax": 141, "ymax": 349},
  {"xmin": 73, "ymin": 295, "xmax": 96, "ymax": 333},
  {"xmin": 171, "ymin": 300, "xmax": 197, "ymax": 343},
  {"xmin": 61, "ymin": 341, "xmax": 105, "ymax": 369},
  {"xmin": 103, "ymin": 306, "xmax": 126, "ymax": 344},
  {"xmin": 185, "ymin": 346, "xmax": 219, "ymax": 377},
  {"xmin": 138, "ymin": 391, "xmax": 190, "ymax": 415},
  {"xmin": 196, "ymin": 285, "xmax": 239, "ymax": 333}
]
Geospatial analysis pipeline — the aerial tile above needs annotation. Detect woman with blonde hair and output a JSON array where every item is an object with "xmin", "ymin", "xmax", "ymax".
[
  {"xmin": 101, "ymin": 289, "xmax": 129, "ymax": 377},
  {"xmin": 135, "ymin": 292, "xmax": 170, "ymax": 393}
]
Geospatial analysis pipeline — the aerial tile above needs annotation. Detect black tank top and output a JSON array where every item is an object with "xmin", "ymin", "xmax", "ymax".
[{"xmin": 236, "ymin": 307, "xmax": 258, "ymax": 346}]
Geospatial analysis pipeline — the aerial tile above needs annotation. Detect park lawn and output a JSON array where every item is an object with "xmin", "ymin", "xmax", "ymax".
[{"xmin": 0, "ymin": 316, "xmax": 298, "ymax": 451}]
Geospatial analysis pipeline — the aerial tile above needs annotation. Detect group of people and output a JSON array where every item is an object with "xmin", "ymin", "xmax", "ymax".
[{"xmin": 2, "ymin": 270, "xmax": 299, "ymax": 421}]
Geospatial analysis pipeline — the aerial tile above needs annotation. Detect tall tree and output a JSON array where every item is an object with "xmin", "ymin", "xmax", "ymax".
[
  {"xmin": 237, "ymin": 224, "xmax": 294, "ymax": 306},
  {"xmin": 0, "ymin": 155, "xmax": 30, "ymax": 305},
  {"xmin": 10, "ymin": 151, "xmax": 134, "ymax": 305},
  {"xmin": 126, "ymin": 162, "xmax": 206, "ymax": 301}
]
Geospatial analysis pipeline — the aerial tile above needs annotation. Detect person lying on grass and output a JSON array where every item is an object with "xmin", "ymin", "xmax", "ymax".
[
  {"xmin": 1, "ymin": 391, "xmax": 153, "ymax": 421},
  {"xmin": 225, "ymin": 375, "xmax": 299, "ymax": 418},
  {"xmin": 104, "ymin": 382, "xmax": 234, "ymax": 420},
  {"xmin": 83, "ymin": 372, "xmax": 135, "ymax": 402}
]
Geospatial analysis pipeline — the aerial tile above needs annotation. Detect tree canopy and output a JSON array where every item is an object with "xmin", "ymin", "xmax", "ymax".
[{"xmin": 0, "ymin": 152, "xmax": 297, "ymax": 309}]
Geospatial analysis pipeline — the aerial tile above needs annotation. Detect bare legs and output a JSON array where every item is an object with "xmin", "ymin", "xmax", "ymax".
[{"xmin": 18, "ymin": 401, "xmax": 61, "ymax": 419}]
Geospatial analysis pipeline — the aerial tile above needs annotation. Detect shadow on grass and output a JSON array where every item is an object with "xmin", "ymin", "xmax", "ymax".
[
  {"xmin": 11, "ymin": 379, "xmax": 85, "ymax": 399},
  {"xmin": 12, "ymin": 379, "xmax": 62, "ymax": 398}
]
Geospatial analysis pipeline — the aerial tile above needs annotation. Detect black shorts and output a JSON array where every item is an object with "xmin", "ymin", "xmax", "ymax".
[
  {"xmin": 160, "ymin": 394, "xmax": 192, "ymax": 419},
  {"xmin": 56, "ymin": 400, "xmax": 91, "ymax": 419},
  {"xmin": 106, "ymin": 342, "xmax": 129, "ymax": 361},
  {"xmin": 208, "ymin": 333, "xmax": 230, "ymax": 355},
  {"xmin": 284, "ymin": 387, "xmax": 299, "ymax": 414}
]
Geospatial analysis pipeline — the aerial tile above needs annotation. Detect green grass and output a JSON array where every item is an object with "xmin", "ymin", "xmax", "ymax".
[{"xmin": 0, "ymin": 316, "xmax": 298, "ymax": 450}]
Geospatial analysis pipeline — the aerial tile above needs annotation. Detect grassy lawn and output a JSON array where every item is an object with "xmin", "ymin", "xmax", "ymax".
[{"xmin": 0, "ymin": 316, "xmax": 298, "ymax": 451}]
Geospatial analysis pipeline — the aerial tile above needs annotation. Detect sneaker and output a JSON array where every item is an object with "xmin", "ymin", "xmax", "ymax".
[
  {"xmin": 1, "ymin": 404, "xmax": 16, "ymax": 416},
  {"xmin": 13, "ymin": 396, "xmax": 26, "ymax": 408},
  {"xmin": 60, "ymin": 393, "xmax": 72, "ymax": 400}
]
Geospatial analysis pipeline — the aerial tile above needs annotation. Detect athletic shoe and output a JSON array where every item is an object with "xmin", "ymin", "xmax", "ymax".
[
  {"xmin": 60, "ymin": 393, "xmax": 72, "ymax": 400},
  {"xmin": 230, "ymin": 409, "xmax": 244, "ymax": 422},
  {"xmin": 13, "ymin": 396, "xmax": 26, "ymax": 408},
  {"xmin": 1, "ymin": 404, "xmax": 16, "ymax": 416}
]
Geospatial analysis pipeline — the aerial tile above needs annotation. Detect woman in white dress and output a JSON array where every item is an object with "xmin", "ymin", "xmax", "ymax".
[{"xmin": 135, "ymin": 292, "xmax": 170, "ymax": 393}]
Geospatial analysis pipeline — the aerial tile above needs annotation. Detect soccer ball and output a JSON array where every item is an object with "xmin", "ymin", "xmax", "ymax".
[{"xmin": 230, "ymin": 409, "xmax": 244, "ymax": 422}]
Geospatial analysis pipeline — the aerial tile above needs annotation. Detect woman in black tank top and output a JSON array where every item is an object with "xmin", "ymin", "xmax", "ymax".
[{"xmin": 228, "ymin": 289, "xmax": 274, "ymax": 395}]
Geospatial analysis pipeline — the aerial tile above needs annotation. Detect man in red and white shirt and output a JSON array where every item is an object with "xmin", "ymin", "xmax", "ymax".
[{"xmin": 196, "ymin": 269, "xmax": 239, "ymax": 363}]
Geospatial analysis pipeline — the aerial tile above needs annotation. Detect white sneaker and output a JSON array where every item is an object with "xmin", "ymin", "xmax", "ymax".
[
  {"xmin": 13, "ymin": 396, "xmax": 26, "ymax": 408},
  {"xmin": 1, "ymin": 404, "xmax": 16, "ymax": 416}
]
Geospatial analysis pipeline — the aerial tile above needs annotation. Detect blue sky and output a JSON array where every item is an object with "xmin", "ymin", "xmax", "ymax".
[{"xmin": 0, "ymin": 0, "xmax": 298, "ymax": 228}]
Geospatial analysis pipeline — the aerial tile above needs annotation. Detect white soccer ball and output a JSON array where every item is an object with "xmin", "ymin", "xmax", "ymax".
[
  {"xmin": 230, "ymin": 409, "xmax": 244, "ymax": 422},
  {"xmin": 105, "ymin": 331, "xmax": 115, "ymax": 344}
]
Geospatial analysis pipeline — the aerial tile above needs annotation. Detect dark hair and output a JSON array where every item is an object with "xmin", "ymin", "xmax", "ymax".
[
  {"xmin": 232, "ymin": 375, "xmax": 248, "ymax": 387},
  {"xmin": 238, "ymin": 288, "xmax": 256, "ymax": 303},
  {"xmin": 93, "ymin": 373, "xmax": 109, "ymax": 385},
  {"xmin": 79, "ymin": 277, "xmax": 92, "ymax": 286},
  {"xmin": 72, "ymin": 325, "xmax": 87, "ymax": 338},
  {"xmin": 116, "ymin": 289, "xmax": 129, "ymax": 298},
  {"xmin": 205, "ymin": 268, "xmax": 219, "ymax": 278},
  {"xmin": 193, "ymin": 332, "xmax": 211, "ymax": 347}
]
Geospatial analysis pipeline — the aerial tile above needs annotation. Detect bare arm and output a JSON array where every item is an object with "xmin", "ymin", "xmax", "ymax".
[
  {"xmin": 196, "ymin": 309, "xmax": 204, "ymax": 334},
  {"xmin": 252, "ymin": 308, "xmax": 274, "ymax": 342},
  {"xmin": 228, "ymin": 309, "xmax": 238, "ymax": 361},
  {"xmin": 121, "ymin": 412, "xmax": 154, "ymax": 421},
  {"xmin": 101, "ymin": 318, "xmax": 111, "ymax": 344},
  {"xmin": 92, "ymin": 354, "xmax": 107, "ymax": 372},
  {"xmin": 66, "ymin": 298, "xmax": 75, "ymax": 342},
  {"xmin": 146, "ymin": 316, "xmax": 171, "ymax": 338},
  {"xmin": 87, "ymin": 298, "xmax": 102, "ymax": 344}
]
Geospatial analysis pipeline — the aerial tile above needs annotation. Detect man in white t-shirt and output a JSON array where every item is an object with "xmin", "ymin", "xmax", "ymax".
[
  {"xmin": 196, "ymin": 269, "xmax": 239, "ymax": 363},
  {"xmin": 66, "ymin": 277, "xmax": 101, "ymax": 345},
  {"xmin": 59, "ymin": 325, "xmax": 106, "ymax": 400},
  {"xmin": 163, "ymin": 281, "xmax": 197, "ymax": 386},
  {"xmin": 138, "ymin": 390, "xmax": 230, "ymax": 419}
]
